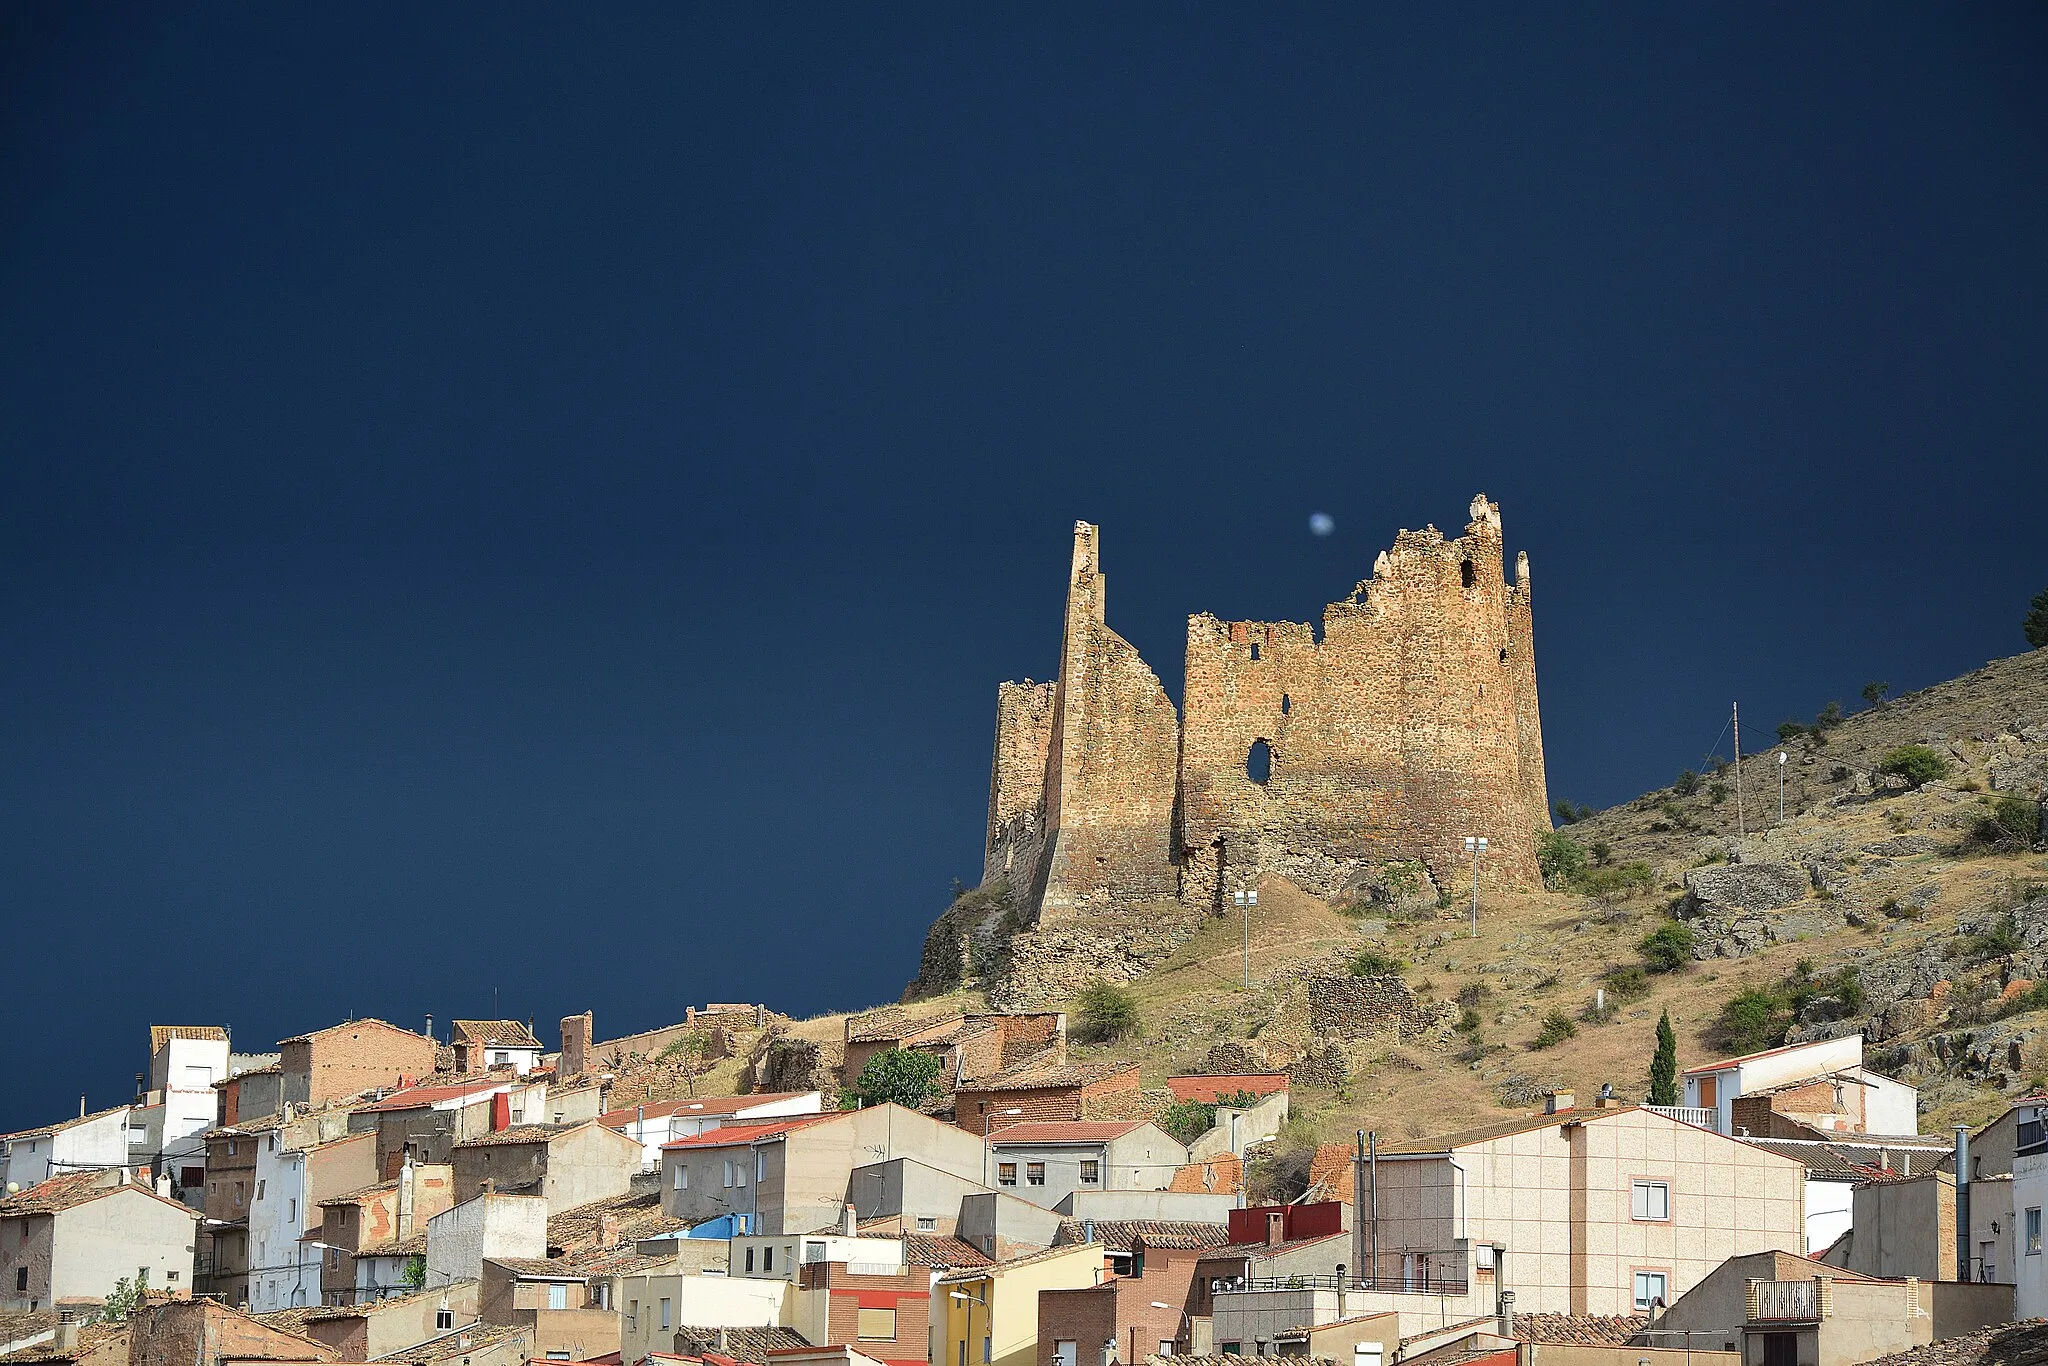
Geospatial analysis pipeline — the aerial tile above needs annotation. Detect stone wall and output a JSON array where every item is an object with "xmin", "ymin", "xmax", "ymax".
[
  {"xmin": 1302, "ymin": 974, "xmax": 1458, "ymax": 1045},
  {"xmin": 978, "ymin": 497, "xmax": 1549, "ymax": 948}
]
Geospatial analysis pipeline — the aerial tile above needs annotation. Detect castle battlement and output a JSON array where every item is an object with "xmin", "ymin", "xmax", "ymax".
[{"xmin": 983, "ymin": 495, "xmax": 1549, "ymax": 922}]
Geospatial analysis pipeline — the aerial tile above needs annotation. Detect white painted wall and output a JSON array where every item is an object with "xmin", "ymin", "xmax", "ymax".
[
  {"xmin": 248, "ymin": 1134, "xmax": 316, "ymax": 1310},
  {"xmin": 614, "ymin": 1269, "xmax": 790, "ymax": 1365},
  {"xmin": 426, "ymin": 1193, "xmax": 548, "ymax": 1289},
  {"xmin": 46, "ymin": 1185, "xmax": 198, "ymax": 1308},
  {"xmin": 1804, "ymin": 1177, "xmax": 1855, "ymax": 1255}
]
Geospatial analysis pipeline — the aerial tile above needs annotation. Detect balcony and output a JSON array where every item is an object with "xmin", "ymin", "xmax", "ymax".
[
  {"xmin": 1645, "ymin": 1105, "xmax": 1720, "ymax": 1131},
  {"xmin": 1243, "ymin": 1272, "xmax": 1469, "ymax": 1297},
  {"xmin": 1748, "ymin": 1279, "xmax": 1823, "ymax": 1323}
]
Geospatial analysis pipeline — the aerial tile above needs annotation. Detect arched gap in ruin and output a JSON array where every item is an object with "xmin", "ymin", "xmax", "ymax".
[
  {"xmin": 1460, "ymin": 559, "xmax": 1476, "ymax": 589},
  {"xmin": 1246, "ymin": 738, "xmax": 1272, "ymax": 785}
]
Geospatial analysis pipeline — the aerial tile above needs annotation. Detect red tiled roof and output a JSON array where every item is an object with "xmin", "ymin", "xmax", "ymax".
[
  {"xmin": 357, "ymin": 1081, "xmax": 518, "ymax": 1113},
  {"xmin": 150, "ymin": 1026, "xmax": 230, "ymax": 1053},
  {"xmin": 987, "ymin": 1121, "xmax": 1149, "ymax": 1145},
  {"xmin": 959, "ymin": 1059, "xmax": 1140, "ymax": 1092},
  {"xmin": 1509, "ymin": 1314, "xmax": 1646, "ymax": 1345},
  {"xmin": 2, "ymin": 1106, "xmax": 130, "ymax": 1143},
  {"xmin": 1165, "ymin": 1075, "xmax": 1290, "ymax": 1103},
  {"xmin": 660, "ymin": 1116, "xmax": 835, "ymax": 1150},
  {"xmin": 598, "ymin": 1094, "xmax": 811, "ymax": 1127}
]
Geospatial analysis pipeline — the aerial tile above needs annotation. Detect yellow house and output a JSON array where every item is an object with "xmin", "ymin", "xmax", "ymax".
[{"xmin": 934, "ymin": 1243, "xmax": 1104, "ymax": 1366}]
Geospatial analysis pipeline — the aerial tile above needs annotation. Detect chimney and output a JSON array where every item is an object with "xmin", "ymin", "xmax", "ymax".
[
  {"xmin": 490, "ymin": 1092, "xmax": 511, "ymax": 1133},
  {"xmin": 156, "ymin": 1173, "xmax": 173, "ymax": 1197},
  {"xmin": 425, "ymin": 1015, "xmax": 434, "ymax": 1042},
  {"xmin": 717, "ymin": 1329, "xmax": 729, "ymax": 1355},
  {"xmin": 54, "ymin": 1325, "xmax": 78, "ymax": 1351},
  {"xmin": 480, "ymin": 1177, "xmax": 495, "ymax": 1195},
  {"xmin": 79, "ymin": 1094, "xmax": 87, "ymax": 1119},
  {"xmin": 1544, "ymin": 1091, "xmax": 1575, "ymax": 1115},
  {"xmin": 842, "ymin": 1202, "xmax": 858, "ymax": 1237},
  {"xmin": 599, "ymin": 1213, "xmax": 621, "ymax": 1248}
]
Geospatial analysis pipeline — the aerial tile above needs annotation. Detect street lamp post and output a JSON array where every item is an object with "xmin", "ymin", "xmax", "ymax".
[
  {"xmin": 1233, "ymin": 889, "xmax": 1258, "ymax": 991},
  {"xmin": 1776, "ymin": 751, "xmax": 1787, "ymax": 826},
  {"xmin": 1461, "ymin": 837, "xmax": 1487, "ymax": 939},
  {"xmin": 982, "ymin": 1107, "xmax": 1022, "ymax": 1188}
]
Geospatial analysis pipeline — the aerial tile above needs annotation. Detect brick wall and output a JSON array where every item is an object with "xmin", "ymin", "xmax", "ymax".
[
  {"xmin": 803, "ymin": 1262, "xmax": 930, "ymax": 1366},
  {"xmin": 130, "ymin": 1301, "xmax": 334, "ymax": 1366},
  {"xmin": 286, "ymin": 1024, "xmax": 437, "ymax": 1109}
]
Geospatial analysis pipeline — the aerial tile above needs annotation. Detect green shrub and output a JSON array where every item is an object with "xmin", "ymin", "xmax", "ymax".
[
  {"xmin": 1658, "ymin": 801, "xmax": 1696, "ymax": 830},
  {"xmin": 1862, "ymin": 681, "xmax": 1890, "ymax": 708},
  {"xmin": 1157, "ymin": 1099, "xmax": 1218, "ymax": 1144},
  {"xmin": 1714, "ymin": 989, "xmax": 1792, "ymax": 1054},
  {"xmin": 1554, "ymin": 799, "xmax": 1595, "ymax": 825},
  {"xmin": 1579, "ymin": 862, "xmax": 1656, "ymax": 901},
  {"xmin": 1537, "ymin": 830, "xmax": 1588, "ymax": 889},
  {"xmin": 1603, "ymin": 964, "xmax": 1651, "ymax": 1003},
  {"xmin": 1456, "ymin": 982, "xmax": 1493, "ymax": 1007},
  {"xmin": 1968, "ymin": 796, "xmax": 2041, "ymax": 852},
  {"xmin": 1639, "ymin": 922, "xmax": 1697, "ymax": 973},
  {"xmin": 1530, "ymin": 1010, "xmax": 1578, "ymax": 1050},
  {"xmin": 1708, "ymin": 781, "xmax": 1729, "ymax": 806},
  {"xmin": 1777, "ymin": 719, "xmax": 1807, "ymax": 744},
  {"xmin": 1590, "ymin": 839, "xmax": 1613, "ymax": 867},
  {"xmin": 1966, "ymin": 914, "xmax": 2025, "ymax": 962},
  {"xmin": 1814, "ymin": 701, "xmax": 1844, "ymax": 731},
  {"xmin": 2027, "ymin": 586, "xmax": 2048, "ymax": 650},
  {"xmin": 1348, "ymin": 946, "xmax": 1406, "ymax": 977},
  {"xmin": 1075, "ymin": 981, "xmax": 1141, "ymax": 1042},
  {"xmin": 1674, "ymin": 770, "xmax": 1703, "ymax": 797},
  {"xmin": 1457, "ymin": 1007, "xmax": 1483, "ymax": 1034},
  {"xmin": 1877, "ymin": 745, "xmax": 1950, "ymax": 788}
]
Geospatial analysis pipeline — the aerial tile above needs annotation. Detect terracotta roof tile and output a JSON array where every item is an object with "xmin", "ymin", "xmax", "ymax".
[
  {"xmin": 1510, "ymin": 1314, "xmax": 1646, "ymax": 1345},
  {"xmin": 2, "ymin": 1106, "xmax": 131, "ymax": 1143},
  {"xmin": 1054, "ymin": 1219, "xmax": 1231, "ymax": 1252},
  {"xmin": 961, "ymin": 1059, "xmax": 1139, "ymax": 1092},
  {"xmin": 0, "ymin": 1171, "xmax": 197, "ymax": 1221},
  {"xmin": 672, "ymin": 1327, "xmax": 810, "ymax": 1364},
  {"xmin": 902, "ymin": 1234, "xmax": 994, "ymax": 1269},
  {"xmin": 450, "ymin": 1021, "xmax": 542, "ymax": 1049},
  {"xmin": 0, "ymin": 1324, "xmax": 126, "ymax": 1365},
  {"xmin": 660, "ymin": 1116, "xmax": 835, "ymax": 1150},
  {"xmin": 370, "ymin": 1322, "xmax": 525, "ymax": 1365},
  {"xmin": 597, "ymin": 1095, "xmax": 812, "ymax": 1127},
  {"xmin": 452, "ymin": 1122, "xmax": 579, "ymax": 1148},
  {"xmin": 150, "ymin": 1026, "xmax": 230, "ymax": 1054}
]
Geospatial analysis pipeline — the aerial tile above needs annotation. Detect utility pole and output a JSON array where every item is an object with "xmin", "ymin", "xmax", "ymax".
[
  {"xmin": 1234, "ymin": 888, "xmax": 1258, "ymax": 991},
  {"xmin": 1462, "ymin": 836, "xmax": 1487, "ymax": 938},
  {"xmin": 1732, "ymin": 703, "xmax": 1745, "ymax": 840}
]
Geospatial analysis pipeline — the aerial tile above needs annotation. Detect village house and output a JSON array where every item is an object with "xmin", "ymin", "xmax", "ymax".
[
  {"xmin": 352, "ymin": 1082, "xmax": 546, "ymax": 1178},
  {"xmin": 1036, "ymin": 1227, "xmax": 1232, "ymax": 1365},
  {"xmin": 1048, "ymin": 1220, "xmax": 1232, "ymax": 1282},
  {"xmin": 1735, "ymin": 1131, "xmax": 1951, "ymax": 1256},
  {"xmin": 216, "ymin": 1067, "xmax": 285, "ymax": 1131},
  {"xmin": 264, "ymin": 1280, "xmax": 482, "ymax": 1361},
  {"xmin": 126, "ymin": 1298, "xmax": 336, "ymax": 1366},
  {"xmin": 480, "ymin": 1257, "xmax": 619, "ymax": 1362},
  {"xmin": 1815, "ymin": 1166, "xmax": 2009, "ymax": 1286},
  {"xmin": 127, "ymin": 1027, "xmax": 232, "ymax": 1204},
  {"xmin": 450, "ymin": 1121, "xmax": 641, "ymax": 1217},
  {"xmin": 984, "ymin": 1123, "xmax": 1188, "ymax": 1213},
  {"xmin": 1678, "ymin": 1036, "xmax": 1917, "ymax": 1138},
  {"xmin": 448, "ymin": 1024, "xmax": 545, "ymax": 1079},
  {"xmin": 952, "ymin": 1062, "xmax": 1142, "ymax": 1136},
  {"xmin": 280, "ymin": 1023, "xmax": 439, "ymax": 1112},
  {"xmin": 424, "ymin": 1192, "xmax": 548, "ymax": 1291},
  {"xmin": 0, "ymin": 1170, "xmax": 200, "ymax": 1313},
  {"xmin": 202, "ymin": 1120, "xmax": 266, "ymax": 1305},
  {"xmin": 600, "ymin": 1096, "xmax": 823, "ymax": 1173},
  {"xmin": 660, "ymin": 1107, "xmax": 986, "ymax": 1238},
  {"xmin": 361, "ymin": 1320, "xmax": 529, "ymax": 1366},
  {"xmin": 248, "ymin": 1127, "xmax": 381, "ymax": 1313},
  {"xmin": 0, "ymin": 1109, "xmax": 131, "ymax": 1196},
  {"xmin": 613, "ymin": 1266, "xmax": 789, "ymax": 1366},
  {"xmin": 0, "ymin": 1316, "xmax": 131, "ymax": 1366},
  {"xmin": 934, "ymin": 1243, "xmax": 1104, "ymax": 1366},
  {"xmin": 1645, "ymin": 1248, "xmax": 2012, "ymax": 1366},
  {"xmin": 316, "ymin": 1160, "xmax": 456, "ymax": 1305},
  {"xmin": 1996, "ymin": 1096, "xmax": 2048, "ymax": 1321}
]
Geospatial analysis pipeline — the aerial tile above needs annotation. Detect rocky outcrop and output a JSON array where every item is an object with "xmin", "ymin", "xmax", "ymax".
[
  {"xmin": 1304, "ymin": 973, "xmax": 1458, "ymax": 1045},
  {"xmin": 985, "ymin": 901, "xmax": 1207, "ymax": 1008},
  {"xmin": 1676, "ymin": 861, "xmax": 1835, "ymax": 958},
  {"xmin": 745, "ymin": 1029, "xmax": 840, "ymax": 1096}
]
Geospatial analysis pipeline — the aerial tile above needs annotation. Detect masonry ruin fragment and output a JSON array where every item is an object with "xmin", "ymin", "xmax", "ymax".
[{"xmin": 983, "ymin": 494, "xmax": 1550, "ymax": 922}]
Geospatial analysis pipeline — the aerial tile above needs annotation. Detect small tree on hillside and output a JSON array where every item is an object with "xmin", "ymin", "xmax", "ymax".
[
  {"xmin": 1861, "ymin": 681, "xmax": 1890, "ymax": 709},
  {"xmin": 843, "ymin": 1048, "xmax": 943, "ymax": 1110},
  {"xmin": 1877, "ymin": 744, "xmax": 1950, "ymax": 788},
  {"xmin": 1648, "ymin": 1010, "xmax": 1678, "ymax": 1106},
  {"xmin": 2027, "ymin": 587, "xmax": 2048, "ymax": 650}
]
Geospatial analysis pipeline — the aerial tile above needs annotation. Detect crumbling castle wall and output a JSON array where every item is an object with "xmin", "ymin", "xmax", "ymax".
[{"xmin": 983, "ymin": 496, "xmax": 1548, "ymax": 931}]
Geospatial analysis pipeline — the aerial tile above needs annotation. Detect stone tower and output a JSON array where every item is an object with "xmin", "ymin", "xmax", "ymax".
[{"xmin": 984, "ymin": 495, "xmax": 1549, "ymax": 922}]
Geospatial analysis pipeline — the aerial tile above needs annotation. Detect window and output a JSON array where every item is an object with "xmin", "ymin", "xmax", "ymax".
[
  {"xmin": 228, "ymin": 1140, "xmax": 238, "ymax": 1156},
  {"xmin": 1159, "ymin": 1345, "xmax": 1174, "ymax": 1357},
  {"xmin": 328, "ymin": 1249, "xmax": 340, "ymax": 1269},
  {"xmin": 674, "ymin": 1165, "xmax": 688, "ymax": 1190},
  {"xmin": 1632, "ymin": 1271, "xmax": 1669, "ymax": 1311},
  {"xmin": 492, "ymin": 1052, "xmax": 509, "ymax": 1065},
  {"xmin": 1246, "ymin": 739, "xmax": 1271, "ymax": 785},
  {"xmin": 15, "ymin": 1268, "xmax": 27, "ymax": 1292},
  {"xmin": 918, "ymin": 1217, "xmax": 938, "ymax": 1232},
  {"xmin": 1026, "ymin": 1162, "xmax": 1045, "ymax": 1187},
  {"xmin": 1280, "ymin": 694, "xmax": 1291, "ymax": 716},
  {"xmin": 546, "ymin": 1354, "xmax": 570, "ymax": 1361},
  {"xmin": 756, "ymin": 1151, "xmax": 767, "ymax": 1183},
  {"xmin": 763, "ymin": 1246, "xmax": 774, "ymax": 1272},
  {"xmin": 165, "ymin": 1270, "xmax": 179, "ymax": 1283},
  {"xmin": 1460, "ymin": 560, "xmax": 1476, "ymax": 589},
  {"xmin": 1056, "ymin": 1342, "xmax": 1079, "ymax": 1366},
  {"xmin": 856, "ymin": 1307, "xmax": 897, "ymax": 1341},
  {"xmin": 736, "ymin": 1158, "xmax": 748, "ymax": 1188},
  {"xmin": 437, "ymin": 1310, "xmax": 455, "ymax": 1331},
  {"xmin": 547, "ymin": 1283, "xmax": 568, "ymax": 1311},
  {"xmin": 1249, "ymin": 642, "xmax": 1260, "ymax": 661},
  {"xmin": 745, "ymin": 1247, "xmax": 756, "ymax": 1273},
  {"xmin": 1079, "ymin": 1160, "xmax": 1100, "ymax": 1185},
  {"xmin": 1219, "ymin": 1347, "xmax": 1241, "ymax": 1358},
  {"xmin": 268, "ymin": 1135, "xmax": 277, "ymax": 1152},
  {"xmin": 257, "ymin": 1180, "xmax": 267, "ymax": 1200},
  {"xmin": 997, "ymin": 1163, "xmax": 1017, "ymax": 1187},
  {"xmin": 288, "ymin": 1198, "xmax": 296, "ymax": 1223},
  {"xmin": 1630, "ymin": 1180, "xmax": 1670, "ymax": 1222},
  {"xmin": 2028, "ymin": 1208, "xmax": 2042, "ymax": 1255},
  {"xmin": 658, "ymin": 1297, "xmax": 670, "ymax": 1329},
  {"xmin": 723, "ymin": 1160, "xmax": 735, "ymax": 1188},
  {"xmin": 627, "ymin": 1301, "xmax": 638, "ymax": 1332}
]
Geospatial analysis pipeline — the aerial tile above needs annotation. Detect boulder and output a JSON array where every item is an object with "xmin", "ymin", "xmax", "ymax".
[
  {"xmin": 1862, "ymin": 835, "xmax": 1937, "ymax": 857},
  {"xmin": 1343, "ymin": 860, "xmax": 1441, "ymax": 917},
  {"xmin": 1682, "ymin": 862, "xmax": 1810, "ymax": 916}
]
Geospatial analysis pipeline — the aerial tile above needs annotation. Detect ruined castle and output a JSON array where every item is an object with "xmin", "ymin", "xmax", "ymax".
[{"xmin": 983, "ymin": 494, "xmax": 1549, "ymax": 922}]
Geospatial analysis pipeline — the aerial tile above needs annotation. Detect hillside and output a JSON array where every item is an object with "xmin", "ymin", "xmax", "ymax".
[{"xmin": 687, "ymin": 649, "xmax": 2048, "ymax": 1152}]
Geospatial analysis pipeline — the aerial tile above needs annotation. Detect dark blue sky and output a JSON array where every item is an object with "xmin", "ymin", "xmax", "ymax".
[{"xmin": 3, "ymin": 6, "xmax": 2044, "ymax": 1129}]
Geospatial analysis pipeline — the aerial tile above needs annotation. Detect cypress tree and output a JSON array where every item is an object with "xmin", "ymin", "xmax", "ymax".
[{"xmin": 1648, "ymin": 1009, "xmax": 1679, "ymax": 1106}]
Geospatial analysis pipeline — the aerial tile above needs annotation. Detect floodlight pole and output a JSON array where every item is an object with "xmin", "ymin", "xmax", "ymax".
[
  {"xmin": 1462, "ymin": 836, "xmax": 1487, "ymax": 938},
  {"xmin": 1234, "ymin": 889, "xmax": 1258, "ymax": 991},
  {"xmin": 1776, "ymin": 751, "xmax": 1787, "ymax": 826}
]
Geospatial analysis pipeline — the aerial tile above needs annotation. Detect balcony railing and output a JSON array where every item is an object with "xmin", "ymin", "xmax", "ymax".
[
  {"xmin": 1240, "ymin": 1274, "xmax": 1470, "ymax": 1297},
  {"xmin": 1749, "ymin": 1280, "xmax": 1822, "ymax": 1323},
  {"xmin": 1644, "ymin": 1106, "xmax": 1719, "ymax": 1131}
]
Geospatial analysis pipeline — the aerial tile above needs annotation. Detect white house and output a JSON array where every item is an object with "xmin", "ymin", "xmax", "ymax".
[
  {"xmin": 424, "ymin": 1191, "xmax": 547, "ymax": 1289},
  {"xmin": 2008, "ymin": 1101, "xmax": 2048, "ymax": 1319},
  {"xmin": 0, "ymin": 1169, "xmax": 200, "ymax": 1313},
  {"xmin": 1681, "ymin": 1034, "xmax": 1918, "ymax": 1136},
  {"xmin": 448, "ymin": 1021, "xmax": 545, "ymax": 1077},
  {"xmin": 599, "ymin": 1093, "xmax": 822, "ymax": 1171},
  {"xmin": 246, "ymin": 1127, "xmax": 378, "ymax": 1311},
  {"xmin": 0, "ymin": 1106, "xmax": 132, "ymax": 1194},
  {"xmin": 141, "ymin": 1027, "xmax": 232, "ymax": 1199}
]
